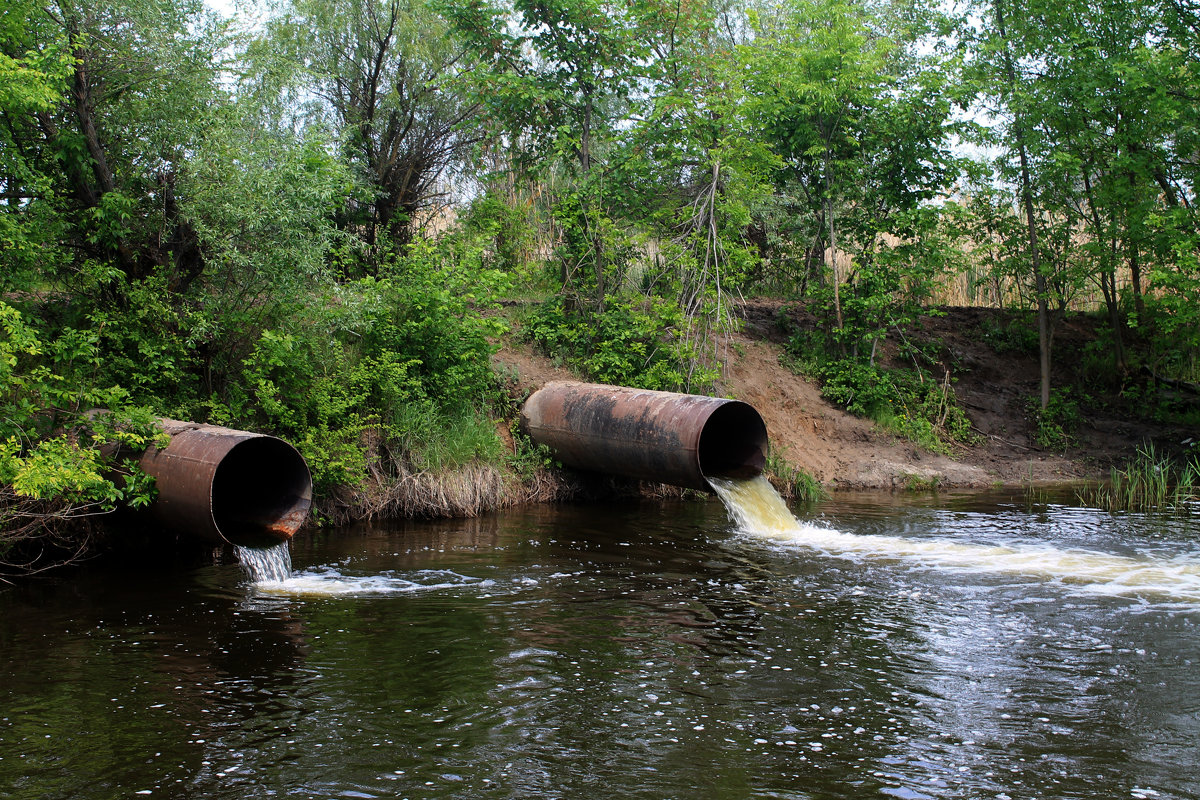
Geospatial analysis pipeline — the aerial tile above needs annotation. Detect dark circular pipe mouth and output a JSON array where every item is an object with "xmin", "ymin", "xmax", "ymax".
[
  {"xmin": 698, "ymin": 401, "xmax": 768, "ymax": 481},
  {"xmin": 211, "ymin": 437, "xmax": 312, "ymax": 548}
]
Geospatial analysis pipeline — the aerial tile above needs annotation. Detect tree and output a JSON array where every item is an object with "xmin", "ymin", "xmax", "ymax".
[
  {"xmin": 964, "ymin": 0, "xmax": 1200, "ymax": 389},
  {"xmin": 4, "ymin": 0, "xmax": 226, "ymax": 290},
  {"xmin": 266, "ymin": 0, "xmax": 484, "ymax": 259},
  {"xmin": 443, "ymin": 0, "xmax": 658, "ymax": 305},
  {"xmin": 745, "ymin": 0, "xmax": 959, "ymax": 354}
]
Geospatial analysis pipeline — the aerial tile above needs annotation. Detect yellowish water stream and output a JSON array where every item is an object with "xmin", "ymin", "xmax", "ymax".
[{"xmin": 708, "ymin": 474, "xmax": 1200, "ymax": 604}]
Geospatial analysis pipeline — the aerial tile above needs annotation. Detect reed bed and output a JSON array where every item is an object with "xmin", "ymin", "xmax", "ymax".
[{"xmin": 1080, "ymin": 443, "xmax": 1200, "ymax": 513}]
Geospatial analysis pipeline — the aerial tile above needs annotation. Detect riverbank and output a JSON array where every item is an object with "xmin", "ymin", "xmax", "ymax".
[
  {"xmin": 494, "ymin": 300, "xmax": 1194, "ymax": 493},
  {"xmin": 3, "ymin": 300, "xmax": 1190, "ymax": 576}
]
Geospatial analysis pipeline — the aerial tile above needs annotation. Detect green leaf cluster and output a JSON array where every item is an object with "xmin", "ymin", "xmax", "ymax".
[
  {"xmin": 525, "ymin": 293, "xmax": 718, "ymax": 392},
  {"xmin": 228, "ymin": 241, "xmax": 509, "ymax": 490},
  {"xmin": 0, "ymin": 302, "xmax": 162, "ymax": 520}
]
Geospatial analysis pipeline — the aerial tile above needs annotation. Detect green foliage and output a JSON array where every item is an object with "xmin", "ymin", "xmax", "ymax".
[
  {"xmin": 980, "ymin": 315, "xmax": 1039, "ymax": 354},
  {"xmin": 1140, "ymin": 290, "xmax": 1200, "ymax": 385},
  {"xmin": 0, "ymin": 302, "xmax": 162, "ymax": 519},
  {"xmin": 440, "ymin": 0, "xmax": 652, "ymax": 175},
  {"xmin": 263, "ymin": 0, "xmax": 483, "ymax": 250},
  {"xmin": 506, "ymin": 422, "xmax": 559, "ymax": 480},
  {"xmin": 84, "ymin": 271, "xmax": 199, "ymax": 409},
  {"xmin": 765, "ymin": 448, "xmax": 826, "ymax": 503},
  {"xmin": 787, "ymin": 323, "xmax": 976, "ymax": 454},
  {"xmin": 742, "ymin": 0, "xmax": 961, "ymax": 297},
  {"xmin": 229, "ymin": 240, "xmax": 508, "ymax": 490},
  {"xmin": 902, "ymin": 473, "xmax": 942, "ymax": 492},
  {"xmin": 463, "ymin": 192, "xmax": 540, "ymax": 282},
  {"xmin": 1030, "ymin": 387, "xmax": 1084, "ymax": 451},
  {"xmin": 525, "ymin": 293, "xmax": 719, "ymax": 392}
]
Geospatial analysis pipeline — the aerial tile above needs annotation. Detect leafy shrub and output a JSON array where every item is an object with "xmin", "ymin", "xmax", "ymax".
[
  {"xmin": 980, "ymin": 315, "xmax": 1039, "ymax": 355},
  {"xmin": 524, "ymin": 293, "xmax": 719, "ymax": 392},
  {"xmin": 783, "ymin": 320, "xmax": 975, "ymax": 454},
  {"xmin": 818, "ymin": 359, "xmax": 975, "ymax": 454},
  {"xmin": 229, "ymin": 241, "xmax": 509, "ymax": 491},
  {"xmin": 1030, "ymin": 387, "xmax": 1084, "ymax": 451},
  {"xmin": 1, "ymin": 302, "xmax": 164, "ymax": 567},
  {"xmin": 463, "ymin": 192, "xmax": 540, "ymax": 284}
]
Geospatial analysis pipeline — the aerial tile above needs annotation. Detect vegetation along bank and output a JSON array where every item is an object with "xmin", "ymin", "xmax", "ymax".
[{"xmin": 2, "ymin": 0, "xmax": 1198, "ymax": 574}]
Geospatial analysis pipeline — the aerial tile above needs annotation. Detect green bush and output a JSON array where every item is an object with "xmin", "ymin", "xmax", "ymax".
[
  {"xmin": 783, "ymin": 321, "xmax": 975, "ymax": 454},
  {"xmin": 1, "ymin": 301, "xmax": 164, "ymax": 563},
  {"xmin": 524, "ymin": 293, "xmax": 719, "ymax": 392},
  {"xmin": 1031, "ymin": 387, "xmax": 1084, "ymax": 451},
  {"xmin": 228, "ymin": 241, "xmax": 509, "ymax": 491},
  {"xmin": 980, "ymin": 315, "xmax": 1039, "ymax": 355},
  {"xmin": 818, "ymin": 359, "xmax": 974, "ymax": 453}
]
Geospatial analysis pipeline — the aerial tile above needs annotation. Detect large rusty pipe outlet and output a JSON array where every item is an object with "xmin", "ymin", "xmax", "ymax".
[
  {"xmin": 520, "ymin": 381, "xmax": 768, "ymax": 491},
  {"xmin": 139, "ymin": 419, "xmax": 312, "ymax": 548}
]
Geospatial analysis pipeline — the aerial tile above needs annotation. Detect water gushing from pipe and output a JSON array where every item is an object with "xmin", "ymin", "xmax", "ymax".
[
  {"xmin": 708, "ymin": 475, "xmax": 1200, "ymax": 605},
  {"xmin": 235, "ymin": 543, "xmax": 293, "ymax": 583}
]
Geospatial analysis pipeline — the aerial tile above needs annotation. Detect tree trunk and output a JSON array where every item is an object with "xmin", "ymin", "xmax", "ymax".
[
  {"xmin": 580, "ymin": 92, "xmax": 604, "ymax": 310},
  {"xmin": 1082, "ymin": 169, "xmax": 1127, "ymax": 374},
  {"xmin": 996, "ymin": 0, "xmax": 1051, "ymax": 409},
  {"xmin": 825, "ymin": 151, "xmax": 843, "ymax": 345},
  {"xmin": 1128, "ymin": 239, "xmax": 1145, "ymax": 319}
]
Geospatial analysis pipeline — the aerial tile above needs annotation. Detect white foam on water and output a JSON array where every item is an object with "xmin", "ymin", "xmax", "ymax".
[
  {"xmin": 709, "ymin": 475, "xmax": 1200, "ymax": 605},
  {"xmin": 252, "ymin": 566, "xmax": 496, "ymax": 598}
]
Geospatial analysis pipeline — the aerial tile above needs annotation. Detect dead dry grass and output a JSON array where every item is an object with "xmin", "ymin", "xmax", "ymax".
[{"xmin": 317, "ymin": 426, "xmax": 580, "ymax": 525}]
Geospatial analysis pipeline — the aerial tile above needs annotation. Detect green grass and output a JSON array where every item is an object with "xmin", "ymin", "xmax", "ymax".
[
  {"xmin": 392, "ymin": 402, "xmax": 505, "ymax": 473},
  {"xmin": 902, "ymin": 473, "xmax": 941, "ymax": 492},
  {"xmin": 766, "ymin": 448, "xmax": 827, "ymax": 503}
]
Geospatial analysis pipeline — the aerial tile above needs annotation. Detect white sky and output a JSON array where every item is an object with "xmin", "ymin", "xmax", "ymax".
[{"xmin": 203, "ymin": 0, "xmax": 235, "ymax": 17}]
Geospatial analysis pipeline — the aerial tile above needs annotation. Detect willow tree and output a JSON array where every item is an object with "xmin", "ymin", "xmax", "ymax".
[{"xmin": 266, "ymin": 0, "xmax": 484, "ymax": 260}]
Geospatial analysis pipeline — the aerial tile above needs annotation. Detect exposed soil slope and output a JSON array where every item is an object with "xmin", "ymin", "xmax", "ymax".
[{"xmin": 494, "ymin": 300, "xmax": 1193, "ymax": 490}]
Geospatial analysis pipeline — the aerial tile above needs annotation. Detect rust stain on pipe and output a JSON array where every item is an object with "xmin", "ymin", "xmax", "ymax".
[
  {"xmin": 519, "ymin": 381, "xmax": 768, "ymax": 491},
  {"xmin": 139, "ymin": 419, "xmax": 312, "ymax": 549}
]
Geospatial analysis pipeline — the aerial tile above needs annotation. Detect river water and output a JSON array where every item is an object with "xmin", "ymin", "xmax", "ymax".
[{"xmin": 2, "ymin": 488, "xmax": 1199, "ymax": 799}]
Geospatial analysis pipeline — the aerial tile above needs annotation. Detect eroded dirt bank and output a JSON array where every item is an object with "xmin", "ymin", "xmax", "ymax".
[{"xmin": 494, "ymin": 300, "xmax": 1194, "ymax": 490}]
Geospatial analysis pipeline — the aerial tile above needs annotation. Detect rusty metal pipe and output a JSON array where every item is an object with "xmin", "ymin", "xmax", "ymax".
[
  {"xmin": 520, "ymin": 381, "xmax": 768, "ymax": 491},
  {"xmin": 139, "ymin": 419, "xmax": 312, "ymax": 548}
]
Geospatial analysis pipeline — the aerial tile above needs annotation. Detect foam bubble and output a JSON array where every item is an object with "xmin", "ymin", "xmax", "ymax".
[{"xmin": 254, "ymin": 567, "xmax": 495, "ymax": 598}]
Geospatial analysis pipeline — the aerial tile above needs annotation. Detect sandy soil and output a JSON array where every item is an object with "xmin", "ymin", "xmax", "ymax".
[{"xmin": 493, "ymin": 300, "xmax": 1193, "ymax": 490}]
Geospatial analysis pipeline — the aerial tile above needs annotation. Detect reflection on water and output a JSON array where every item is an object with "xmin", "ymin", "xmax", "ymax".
[{"xmin": 2, "ymin": 493, "xmax": 1200, "ymax": 800}]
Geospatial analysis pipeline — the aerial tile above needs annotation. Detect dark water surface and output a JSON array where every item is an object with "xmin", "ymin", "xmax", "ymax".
[{"xmin": 3, "ymin": 491, "xmax": 1200, "ymax": 799}]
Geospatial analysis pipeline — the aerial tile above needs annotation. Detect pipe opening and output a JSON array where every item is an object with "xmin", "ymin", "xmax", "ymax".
[
  {"xmin": 698, "ymin": 401, "xmax": 768, "ymax": 480},
  {"xmin": 211, "ymin": 437, "xmax": 312, "ymax": 549}
]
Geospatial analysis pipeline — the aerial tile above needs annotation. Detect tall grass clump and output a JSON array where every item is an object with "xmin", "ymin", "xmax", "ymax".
[
  {"xmin": 766, "ymin": 448, "xmax": 827, "ymax": 503},
  {"xmin": 1080, "ymin": 443, "xmax": 1200, "ymax": 512}
]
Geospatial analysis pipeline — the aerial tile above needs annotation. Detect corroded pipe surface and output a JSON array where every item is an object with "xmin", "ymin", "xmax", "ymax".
[
  {"xmin": 139, "ymin": 419, "xmax": 312, "ymax": 548},
  {"xmin": 520, "ymin": 381, "xmax": 768, "ymax": 491}
]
